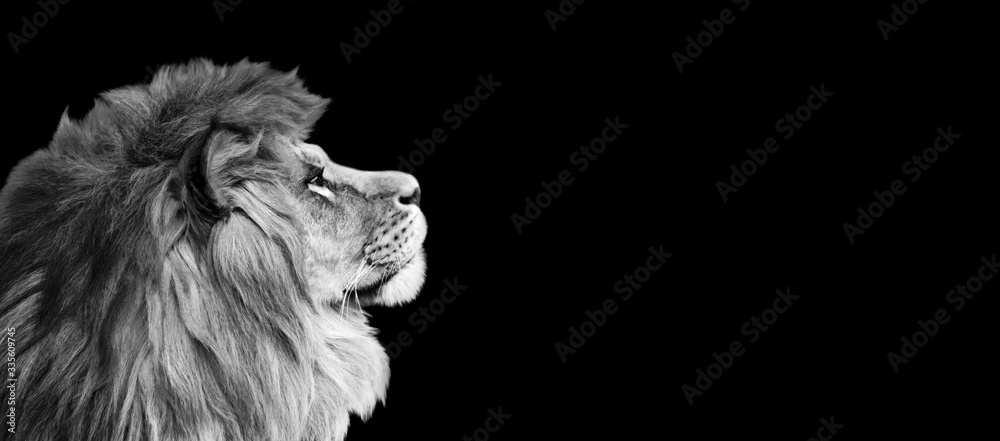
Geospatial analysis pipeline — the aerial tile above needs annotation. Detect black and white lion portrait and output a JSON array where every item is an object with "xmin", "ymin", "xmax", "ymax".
[{"xmin": 0, "ymin": 59, "xmax": 428, "ymax": 441}]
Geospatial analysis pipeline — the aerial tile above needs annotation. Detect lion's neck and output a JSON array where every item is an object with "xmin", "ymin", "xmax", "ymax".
[{"xmin": 306, "ymin": 311, "xmax": 390, "ymax": 439}]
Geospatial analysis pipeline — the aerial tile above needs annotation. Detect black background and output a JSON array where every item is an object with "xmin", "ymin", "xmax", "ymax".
[{"xmin": 1, "ymin": 0, "xmax": 995, "ymax": 439}]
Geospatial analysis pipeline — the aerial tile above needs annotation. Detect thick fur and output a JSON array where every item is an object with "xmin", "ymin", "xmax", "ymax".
[{"xmin": 0, "ymin": 59, "xmax": 427, "ymax": 441}]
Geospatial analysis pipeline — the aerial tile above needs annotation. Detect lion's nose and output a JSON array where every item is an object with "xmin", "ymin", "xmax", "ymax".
[
  {"xmin": 398, "ymin": 187, "xmax": 421, "ymax": 207},
  {"xmin": 384, "ymin": 172, "xmax": 420, "ymax": 208},
  {"xmin": 357, "ymin": 169, "xmax": 421, "ymax": 207}
]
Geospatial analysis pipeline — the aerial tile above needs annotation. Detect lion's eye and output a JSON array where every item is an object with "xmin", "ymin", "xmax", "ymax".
[{"xmin": 306, "ymin": 167, "xmax": 326, "ymax": 187}]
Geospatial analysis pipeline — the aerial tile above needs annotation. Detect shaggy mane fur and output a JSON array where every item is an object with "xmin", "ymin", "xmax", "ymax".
[{"xmin": 0, "ymin": 59, "xmax": 388, "ymax": 441}]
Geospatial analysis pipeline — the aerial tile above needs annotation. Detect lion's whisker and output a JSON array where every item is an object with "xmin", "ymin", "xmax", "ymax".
[{"xmin": 341, "ymin": 262, "xmax": 380, "ymax": 318}]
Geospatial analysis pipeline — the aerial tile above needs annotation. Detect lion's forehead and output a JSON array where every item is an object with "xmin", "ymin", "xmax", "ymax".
[{"xmin": 294, "ymin": 142, "xmax": 333, "ymax": 166}]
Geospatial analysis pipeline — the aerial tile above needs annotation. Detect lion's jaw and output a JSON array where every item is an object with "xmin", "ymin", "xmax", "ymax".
[
  {"xmin": 366, "ymin": 247, "xmax": 428, "ymax": 306},
  {"xmin": 305, "ymin": 226, "xmax": 428, "ymax": 310}
]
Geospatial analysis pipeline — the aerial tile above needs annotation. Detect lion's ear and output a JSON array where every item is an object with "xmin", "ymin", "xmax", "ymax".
[
  {"xmin": 177, "ymin": 120, "xmax": 263, "ymax": 223},
  {"xmin": 177, "ymin": 130, "xmax": 226, "ymax": 223}
]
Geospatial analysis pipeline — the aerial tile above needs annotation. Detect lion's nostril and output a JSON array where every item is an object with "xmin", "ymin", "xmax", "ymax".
[{"xmin": 398, "ymin": 187, "xmax": 420, "ymax": 207}]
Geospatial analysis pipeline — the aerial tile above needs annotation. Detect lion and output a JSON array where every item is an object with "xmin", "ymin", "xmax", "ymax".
[{"xmin": 0, "ymin": 59, "xmax": 427, "ymax": 441}]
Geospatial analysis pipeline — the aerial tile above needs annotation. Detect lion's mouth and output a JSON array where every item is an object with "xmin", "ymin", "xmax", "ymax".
[
  {"xmin": 337, "ymin": 249, "xmax": 423, "ymax": 311},
  {"xmin": 344, "ymin": 257, "xmax": 409, "ymax": 300},
  {"xmin": 352, "ymin": 279, "xmax": 386, "ymax": 298},
  {"xmin": 344, "ymin": 277, "xmax": 387, "ymax": 302}
]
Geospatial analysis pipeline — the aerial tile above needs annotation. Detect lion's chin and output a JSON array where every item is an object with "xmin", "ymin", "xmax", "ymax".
[{"xmin": 361, "ymin": 249, "xmax": 426, "ymax": 307}]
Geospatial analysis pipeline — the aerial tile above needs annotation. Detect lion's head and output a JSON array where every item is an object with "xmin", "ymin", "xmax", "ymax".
[
  {"xmin": 0, "ymin": 59, "xmax": 426, "ymax": 441},
  {"xmin": 294, "ymin": 142, "xmax": 427, "ymax": 309}
]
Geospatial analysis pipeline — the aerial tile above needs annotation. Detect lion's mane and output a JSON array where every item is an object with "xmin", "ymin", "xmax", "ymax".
[{"xmin": 0, "ymin": 59, "xmax": 386, "ymax": 441}]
